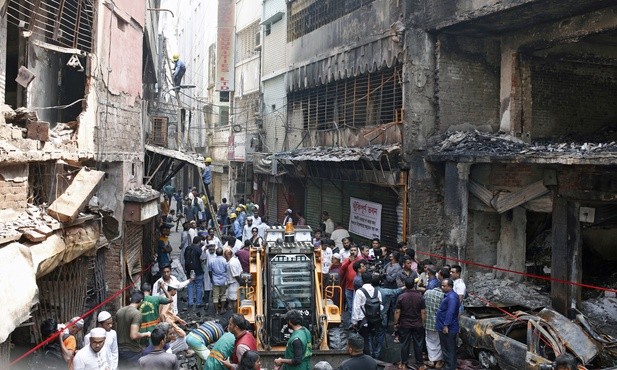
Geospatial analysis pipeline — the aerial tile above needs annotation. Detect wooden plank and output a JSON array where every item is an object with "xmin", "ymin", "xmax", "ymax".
[
  {"xmin": 492, "ymin": 180, "xmax": 549, "ymax": 214},
  {"xmin": 468, "ymin": 180, "xmax": 494, "ymax": 207},
  {"xmin": 24, "ymin": 230, "xmax": 46, "ymax": 242},
  {"xmin": 47, "ymin": 168, "xmax": 105, "ymax": 223},
  {"xmin": 522, "ymin": 194, "xmax": 553, "ymax": 213}
]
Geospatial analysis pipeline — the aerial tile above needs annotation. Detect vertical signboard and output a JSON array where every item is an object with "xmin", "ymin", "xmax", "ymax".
[
  {"xmin": 216, "ymin": 0, "xmax": 235, "ymax": 91},
  {"xmin": 349, "ymin": 197, "xmax": 382, "ymax": 239},
  {"xmin": 227, "ymin": 135, "xmax": 235, "ymax": 160}
]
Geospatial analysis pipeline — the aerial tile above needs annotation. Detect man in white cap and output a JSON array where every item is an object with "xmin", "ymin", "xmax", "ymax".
[
  {"xmin": 282, "ymin": 209, "xmax": 293, "ymax": 226},
  {"xmin": 84, "ymin": 311, "xmax": 118, "ymax": 370},
  {"xmin": 73, "ymin": 327, "xmax": 111, "ymax": 370},
  {"xmin": 59, "ymin": 316, "xmax": 84, "ymax": 367}
]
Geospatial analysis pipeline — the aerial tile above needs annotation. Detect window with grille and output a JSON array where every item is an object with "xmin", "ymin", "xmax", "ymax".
[
  {"xmin": 236, "ymin": 21, "xmax": 260, "ymax": 62},
  {"xmin": 7, "ymin": 0, "xmax": 95, "ymax": 53},
  {"xmin": 151, "ymin": 116, "xmax": 168, "ymax": 146},
  {"xmin": 288, "ymin": 0, "xmax": 375, "ymax": 41},
  {"xmin": 288, "ymin": 65, "xmax": 402, "ymax": 131}
]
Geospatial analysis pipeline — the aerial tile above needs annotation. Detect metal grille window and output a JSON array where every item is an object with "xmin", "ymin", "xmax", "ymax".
[
  {"xmin": 288, "ymin": 0, "xmax": 375, "ymax": 41},
  {"xmin": 7, "ymin": 0, "xmax": 95, "ymax": 53},
  {"xmin": 151, "ymin": 116, "xmax": 168, "ymax": 146},
  {"xmin": 289, "ymin": 65, "xmax": 402, "ymax": 130},
  {"xmin": 236, "ymin": 21, "xmax": 260, "ymax": 62}
]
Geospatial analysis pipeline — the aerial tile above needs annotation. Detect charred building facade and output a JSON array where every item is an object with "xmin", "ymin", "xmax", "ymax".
[{"xmin": 407, "ymin": 0, "xmax": 617, "ymax": 315}]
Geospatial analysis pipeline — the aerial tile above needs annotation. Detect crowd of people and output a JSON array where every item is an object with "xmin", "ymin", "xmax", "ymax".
[{"xmin": 34, "ymin": 186, "xmax": 584, "ymax": 370}]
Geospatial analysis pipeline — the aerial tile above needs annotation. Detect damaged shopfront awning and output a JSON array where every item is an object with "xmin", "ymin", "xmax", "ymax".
[
  {"xmin": 272, "ymin": 144, "xmax": 402, "ymax": 186},
  {"xmin": 145, "ymin": 144, "xmax": 206, "ymax": 191}
]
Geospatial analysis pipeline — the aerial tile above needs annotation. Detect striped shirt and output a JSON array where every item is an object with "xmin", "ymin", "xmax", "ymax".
[{"xmin": 189, "ymin": 321, "xmax": 224, "ymax": 346}]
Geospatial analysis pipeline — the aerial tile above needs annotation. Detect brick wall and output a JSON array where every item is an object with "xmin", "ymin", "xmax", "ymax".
[
  {"xmin": 104, "ymin": 241, "xmax": 124, "ymax": 311},
  {"xmin": 0, "ymin": 164, "xmax": 28, "ymax": 212},
  {"xmin": 436, "ymin": 35, "xmax": 501, "ymax": 132},
  {"xmin": 530, "ymin": 60, "xmax": 617, "ymax": 139},
  {"xmin": 94, "ymin": 93, "xmax": 143, "ymax": 164}
]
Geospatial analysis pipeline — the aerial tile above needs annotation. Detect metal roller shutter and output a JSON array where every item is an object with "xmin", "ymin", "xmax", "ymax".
[
  {"xmin": 369, "ymin": 184, "xmax": 402, "ymax": 248},
  {"xmin": 305, "ymin": 181, "xmax": 322, "ymax": 229},
  {"xmin": 321, "ymin": 181, "xmax": 344, "ymax": 229}
]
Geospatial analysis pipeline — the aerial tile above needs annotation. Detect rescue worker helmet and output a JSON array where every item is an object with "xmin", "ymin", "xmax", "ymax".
[{"xmin": 172, "ymin": 53, "xmax": 180, "ymax": 61}]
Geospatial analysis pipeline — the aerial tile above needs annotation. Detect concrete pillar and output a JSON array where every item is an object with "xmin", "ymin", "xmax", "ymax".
[
  {"xmin": 499, "ymin": 45, "xmax": 532, "ymax": 141},
  {"xmin": 444, "ymin": 162, "xmax": 470, "ymax": 265},
  {"xmin": 496, "ymin": 206, "xmax": 526, "ymax": 282},
  {"xmin": 499, "ymin": 48, "xmax": 516, "ymax": 133},
  {"xmin": 551, "ymin": 196, "xmax": 582, "ymax": 317}
]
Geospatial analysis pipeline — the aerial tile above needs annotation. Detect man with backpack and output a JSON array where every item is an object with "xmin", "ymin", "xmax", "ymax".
[{"xmin": 351, "ymin": 272, "xmax": 385, "ymax": 359}]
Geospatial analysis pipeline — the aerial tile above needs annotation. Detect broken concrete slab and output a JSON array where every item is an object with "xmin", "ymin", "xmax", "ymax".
[
  {"xmin": 47, "ymin": 168, "xmax": 105, "ymax": 223},
  {"xmin": 23, "ymin": 229, "xmax": 46, "ymax": 242}
]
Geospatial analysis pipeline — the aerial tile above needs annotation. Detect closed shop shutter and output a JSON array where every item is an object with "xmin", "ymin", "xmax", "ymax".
[
  {"xmin": 369, "ymin": 185, "xmax": 402, "ymax": 248},
  {"xmin": 276, "ymin": 183, "xmax": 288, "ymax": 225},
  {"xmin": 125, "ymin": 224, "xmax": 143, "ymax": 280},
  {"xmin": 321, "ymin": 181, "xmax": 344, "ymax": 228},
  {"xmin": 305, "ymin": 181, "xmax": 322, "ymax": 228}
]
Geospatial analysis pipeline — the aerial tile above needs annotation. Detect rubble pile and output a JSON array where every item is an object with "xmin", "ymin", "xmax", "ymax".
[
  {"xmin": 124, "ymin": 185, "xmax": 160, "ymax": 202},
  {"xmin": 580, "ymin": 297, "xmax": 617, "ymax": 338},
  {"xmin": 50, "ymin": 122, "xmax": 78, "ymax": 144},
  {"xmin": 465, "ymin": 271, "xmax": 551, "ymax": 309},
  {"xmin": 0, "ymin": 204, "xmax": 61, "ymax": 243},
  {"xmin": 432, "ymin": 130, "xmax": 617, "ymax": 156}
]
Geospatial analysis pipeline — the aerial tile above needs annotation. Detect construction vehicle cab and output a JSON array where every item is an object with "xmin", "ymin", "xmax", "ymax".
[{"xmin": 238, "ymin": 225, "xmax": 342, "ymax": 351}]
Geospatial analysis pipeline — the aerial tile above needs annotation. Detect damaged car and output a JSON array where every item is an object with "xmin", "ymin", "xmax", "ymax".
[{"xmin": 459, "ymin": 306, "xmax": 617, "ymax": 369}]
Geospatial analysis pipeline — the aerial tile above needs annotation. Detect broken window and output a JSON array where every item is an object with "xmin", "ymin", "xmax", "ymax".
[
  {"xmin": 288, "ymin": 0, "xmax": 375, "ymax": 41},
  {"xmin": 7, "ymin": 0, "xmax": 95, "ymax": 53},
  {"xmin": 288, "ymin": 65, "xmax": 402, "ymax": 130}
]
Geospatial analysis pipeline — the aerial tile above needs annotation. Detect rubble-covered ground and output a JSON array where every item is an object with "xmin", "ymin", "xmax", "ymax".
[{"xmin": 466, "ymin": 271, "xmax": 617, "ymax": 338}]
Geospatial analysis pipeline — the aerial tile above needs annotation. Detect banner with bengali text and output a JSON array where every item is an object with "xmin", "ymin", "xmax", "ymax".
[{"xmin": 349, "ymin": 197, "xmax": 382, "ymax": 239}]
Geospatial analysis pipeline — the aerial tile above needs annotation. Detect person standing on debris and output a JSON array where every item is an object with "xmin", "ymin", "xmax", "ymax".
[
  {"xmin": 202, "ymin": 157, "xmax": 213, "ymax": 197},
  {"xmin": 451, "ymin": 265, "xmax": 466, "ymax": 312},
  {"xmin": 138, "ymin": 327, "xmax": 178, "ymax": 370},
  {"xmin": 153, "ymin": 264, "xmax": 192, "ymax": 315},
  {"xmin": 59, "ymin": 317, "xmax": 84, "ymax": 369},
  {"xmin": 423, "ymin": 278, "xmax": 444, "ymax": 370},
  {"xmin": 117, "ymin": 291, "xmax": 151, "ymax": 366},
  {"xmin": 185, "ymin": 236, "xmax": 205, "ymax": 310},
  {"xmin": 73, "ymin": 327, "xmax": 111, "ymax": 370},
  {"xmin": 394, "ymin": 277, "xmax": 426, "ymax": 370},
  {"xmin": 436, "ymin": 278, "xmax": 460, "ymax": 370},
  {"xmin": 335, "ymin": 333, "xmax": 377, "ymax": 370},
  {"xmin": 84, "ymin": 312, "xmax": 118, "ymax": 370},
  {"xmin": 209, "ymin": 247, "xmax": 229, "ymax": 315},
  {"xmin": 157, "ymin": 224, "xmax": 174, "ymax": 269},
  {"xmin": 224, "ymin": 247, "xmax": 243, "ymax": 313},
  {"xmin": 172, "ymin": 53, "xmax": 186, "ymax": 89},
  {"xmin": 274, "ymin": 310, "xmax": 312, "ymax": 370}
]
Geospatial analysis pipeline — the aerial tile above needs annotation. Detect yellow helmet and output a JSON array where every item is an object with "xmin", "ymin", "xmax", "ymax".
[
  {"xmin": 205, "ymin": 157, "xmax": 212, "ymax": 163},
  {"xmin": 230, "ymin": 213, "xmax": 237, "ymax": 219},
  {"xmin": 172, "ymin": 53, "xmax": 180, "ymax": 61}
]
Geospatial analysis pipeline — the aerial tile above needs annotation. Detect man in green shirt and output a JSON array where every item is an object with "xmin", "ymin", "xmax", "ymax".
[
  {"xmin": 274, "ymin": 310, "xmax": 312, "ymax": 370},
  {"xmin": 140, "ymin": 283, "xmax": 172, "ymax": 339},
  {"xmin": 204, "ymin": 331, "xmax": 236, "ymax": 370}
]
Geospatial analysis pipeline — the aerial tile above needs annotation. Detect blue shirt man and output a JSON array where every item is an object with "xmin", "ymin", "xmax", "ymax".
[
  {"xmin": 173, "ymin": 57, "xmax": 186, "ymax": 87},
  {"xmin": 435, "ymin": 278, "xmax": 460, "ymax": 370}
]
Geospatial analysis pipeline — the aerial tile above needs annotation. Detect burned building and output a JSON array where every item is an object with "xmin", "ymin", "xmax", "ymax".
[
  {"xmin": 406, "ymin": 0, "xmax": 617, "ymax": 315},
  {"xmin": 0, "ymin": 0, "xmax": 160, "ymax": 363}
]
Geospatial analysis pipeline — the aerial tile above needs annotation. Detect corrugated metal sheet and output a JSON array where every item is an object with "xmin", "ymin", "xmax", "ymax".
[
  {"xmin": 288, "ymin": 36, "xmax": 403, "ymax": 91},
  {"xmin": 305, "ymin": 181, "xmax": 322, "ymax": 228},
  {"xmin": 369, "ymin": 184, "xmax": 402, "ymax": 248},
  {"xmin": 321, "ymin": 181, "xmax": 344, "ymax": 228}
]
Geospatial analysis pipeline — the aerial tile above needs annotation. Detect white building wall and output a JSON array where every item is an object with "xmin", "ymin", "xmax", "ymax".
[
  {"xmin": 262, "ymin": 75, "xmax": 286, "ymax": 153},
  {"xmin": 236, "ymin": 0, "xmax": 262, "ymax": 31}
]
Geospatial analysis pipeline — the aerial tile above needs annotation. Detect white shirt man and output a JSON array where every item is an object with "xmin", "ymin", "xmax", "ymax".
[
  {"xmin": 225, "ymin": 250, "xmax": 244, "ymax": 302},
  {"xmin": 321, "ymin": 245, "xmax": 333, "ymax": 273},
  {"xmin": 242, "ymin": 218, "xmax": 255, "ymax": 241},
  {"xmin": 153, "ymin": 266, "xmax": 191, "ymax": 314},
  {"xmin": 256, "ymin": 222, "xmax": 269, "ymax": 239},
  {"xmin": 73, "ymin": 327, "xmax": 112, "ymax": 370},
  {"xmin": 83, "ymin": 311, "xmax": 118, "ymax": 370},
  {"xmin": 351, "ymin": 279, "xmax": 383, "ymax": 326},
  {"xmin": 224, "ymin": 237, "xmax": 244, "ymax": 254}
]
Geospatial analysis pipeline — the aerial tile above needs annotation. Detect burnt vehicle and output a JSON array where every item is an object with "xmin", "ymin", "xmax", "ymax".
[{"xmin": 459, "ymin": 306, "xmax": 617, "ymax": 369}]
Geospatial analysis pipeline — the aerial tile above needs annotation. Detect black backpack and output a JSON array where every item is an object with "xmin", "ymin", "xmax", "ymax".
[{"xmin": 360, "ymin": 288, "xmax": 382, "ymax": 326}]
